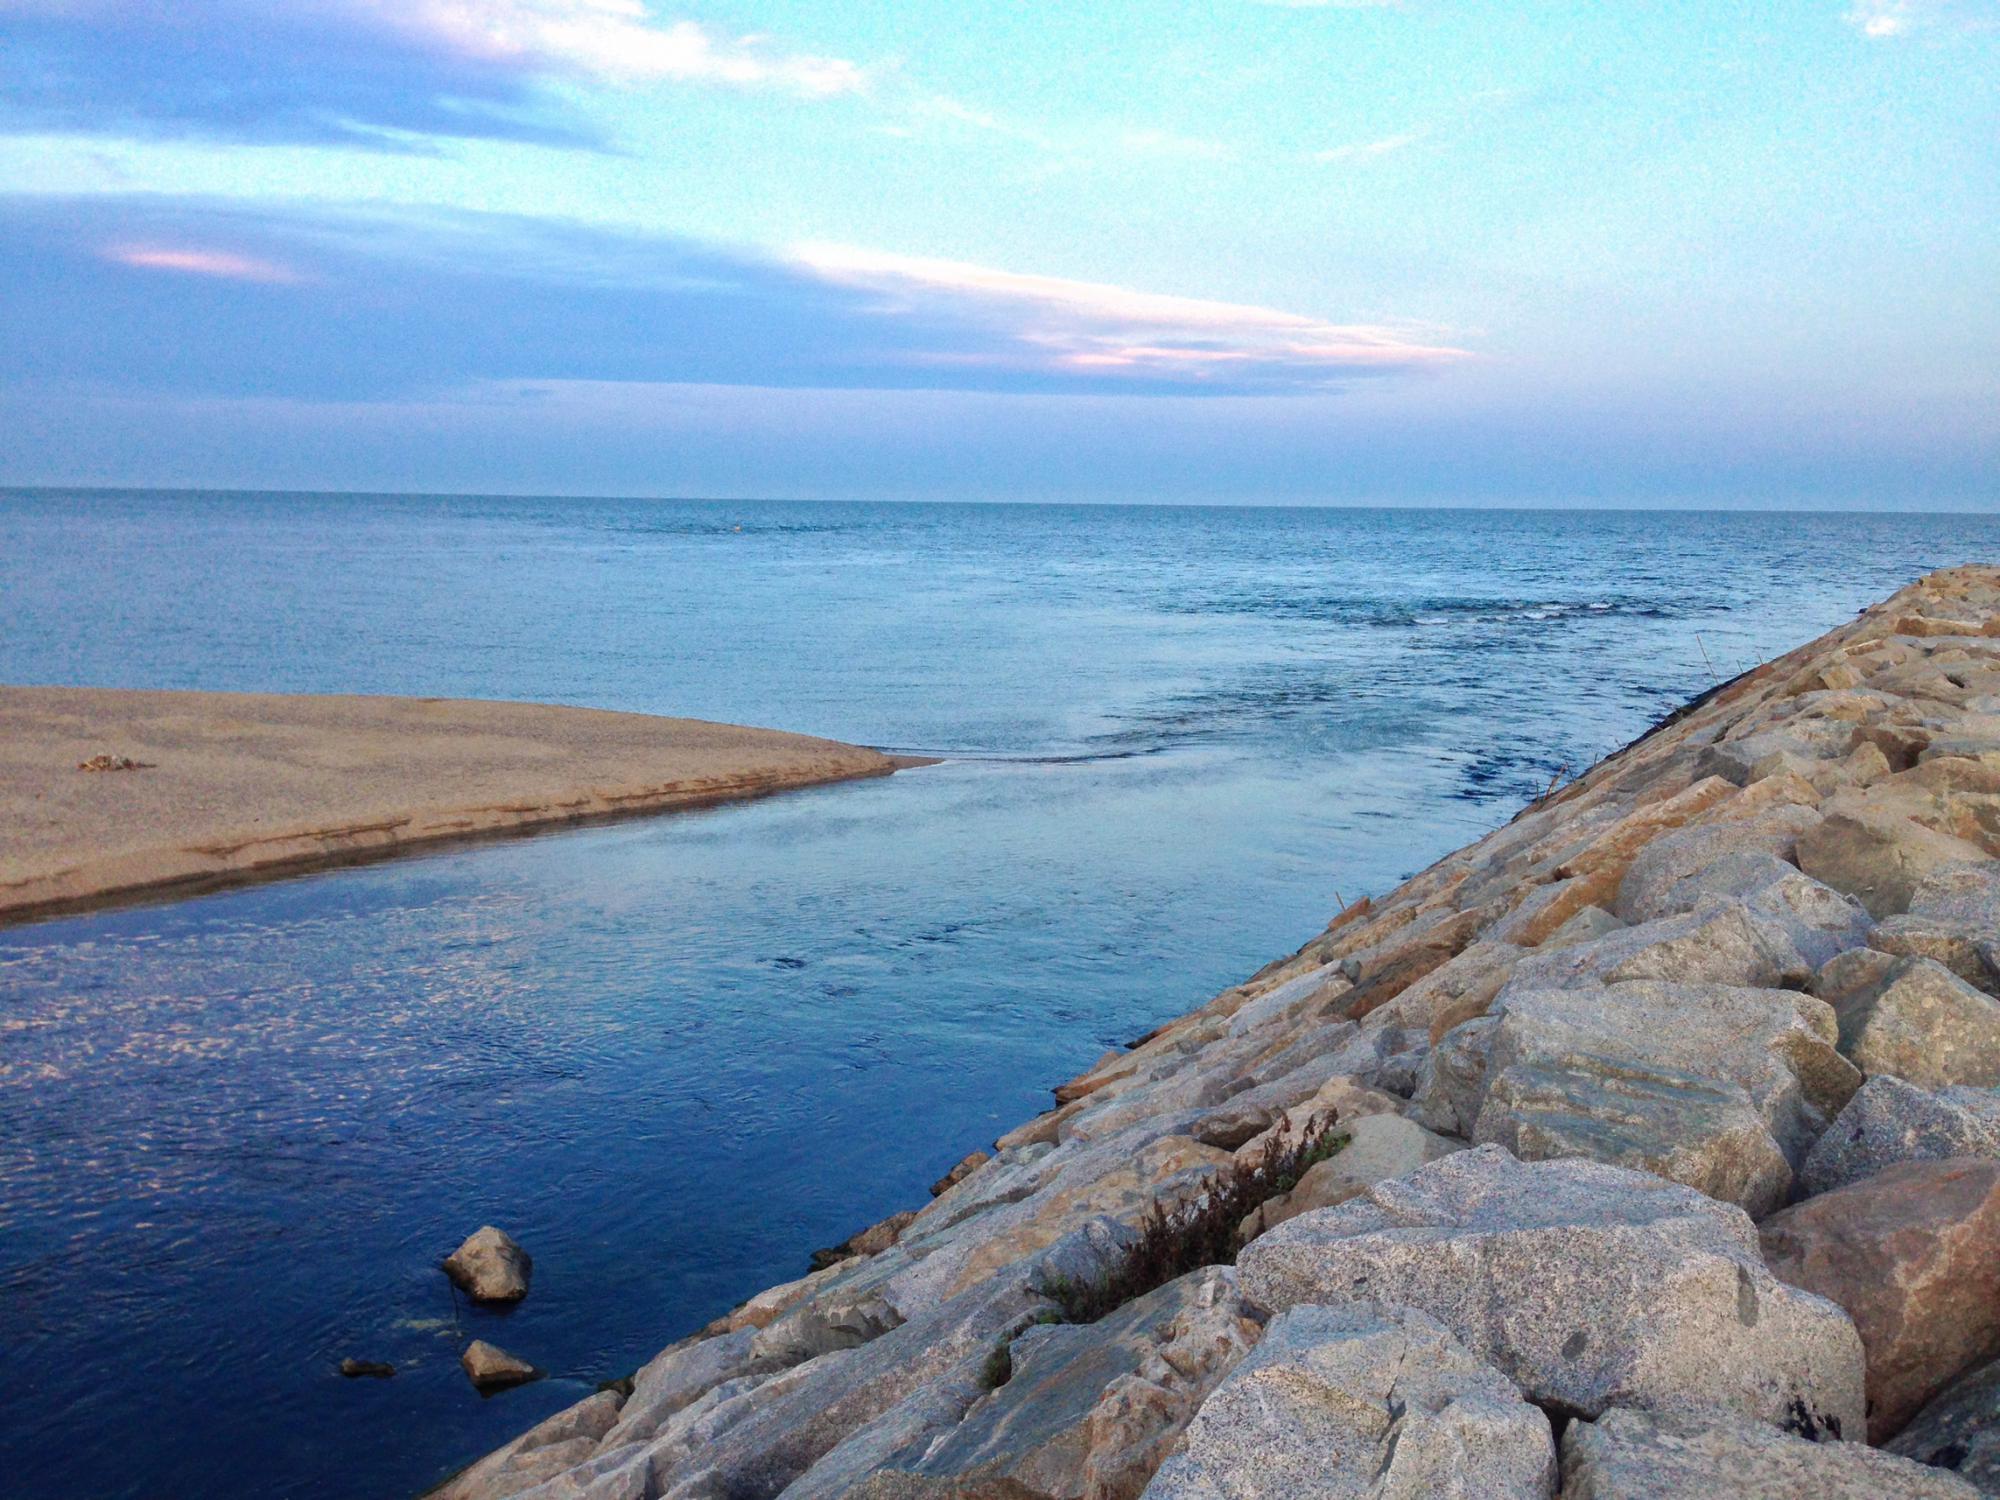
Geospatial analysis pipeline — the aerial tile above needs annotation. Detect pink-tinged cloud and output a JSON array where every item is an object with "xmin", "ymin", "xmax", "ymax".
[
  {"xmin": 792, "ymin": 243, "xmax": 1470, "ymax": 387},
  {"xmin": 105, "ymin": 245, "xmax": 299, "ymax": 282},
  {"xmin": 352, "ymin": 0, "xmax": 867, "ymax": 96}
]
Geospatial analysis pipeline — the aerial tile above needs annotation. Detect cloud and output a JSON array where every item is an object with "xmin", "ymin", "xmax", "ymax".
[
  {"xmin": 792, "ymin": 244, "xmax": 1469, "ymax": 386},
  {"xmin": 1847, "ymin": 0, "xmax": 1919, "ymax": 34},
  {"xmin": 103, "ymin": 245, "xmax": 301, "ymax": 282},
  {"xmin": 353, "ymin": 0, "xmax": 866, "ymax": 95},
  {"xmin": 0, "ymin": 1, "xmax": 865, "ymax": 148},
  {"xmin": 0, "ymin": 195, "xmax": 1471, "ymax": 403},
  {"xmin": 1119, "ymin": 127, "xmax": 1234, "ymax": 161},
  {"xmin": 1314, "ymin": 129, "xmax": 1426, "ymax": 163}
]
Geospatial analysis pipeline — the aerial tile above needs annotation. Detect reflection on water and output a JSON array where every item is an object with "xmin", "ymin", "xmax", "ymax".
[{"xmin": 0, "ymin": 495, "xmax": 1987, "ymax": 1498}]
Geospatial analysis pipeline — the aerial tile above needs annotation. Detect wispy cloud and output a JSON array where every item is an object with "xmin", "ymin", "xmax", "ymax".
[
  {"xmin": 792, "ymin": 243, "xmax": 1470, "ymax": 386},
  {"xmin": 4, "ymin": 195, "xmax": 1471, "ymax": 401},
  {"xmin": 0, "ymin": 1, "xmax": 866, "ymax": 148},
  {"xmin": 104, "ymin": 245, "xmax": 300, "ymax": 283},
  {"xmin": 354, "ymin": 0, "xmax": 866, "ymax": 96},
  {"xmin": 1314, "ymin": 129, "xmax": 1426, "ymax": 163},
  {"xmin": 1847, "ymin": 0, "xmax": 1920, "ymax": 35},
  {"xmin": 1843, "ymin": 0, "xmax": 1996, "ymax": 37}
]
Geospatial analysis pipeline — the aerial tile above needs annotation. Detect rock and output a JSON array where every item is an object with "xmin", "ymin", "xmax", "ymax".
[
  {"xmin": 1541, "ymin": 905, "xmax": 1627, "ymax": 950},
  {"xmin": 1237, "ymin": 1147, "xmax": 1864, "ymax": 1435},
  {"xmin": 1887, "ymin": 1355, "xmax": 2000, "ymax": 1497},
  {"xmin": 855, "ymin": 1266, "xmax": 1261, "ymax": 1500},
  {"xmin": 1760, "ymin": 1157, "xmax": 2000, "ymax": 1440},
  {"xmin": 1796, "ymin": 807, "xmax": 1989, "ymax": 917},
  {"xmin": 1477, "ymin": 1052, "xmax": 1792, "ymax": 1216},
  {"xmin": 1502, "ymin": 901, "xmax": 1813, "ymax": 993},
  {"xmin": 932, "ymin": 1151, "xmax": 992, "ymax": 1197},
  {"xmin": 1241, "ymin": 1112, "xmax": 1464, "ymax": 1240},
  {"xmin": 461, "ymin": 1340, "xmax": 543, "ymax": 1394},
  {"xmin": 338, "ymin": 1357, "xmax": 394, "ymax": 1378},
  {"xmin": 1141, "ymin": 1302, "xmax": 1556, "ymax": 1500},
  {"xmin": 443, "ymin": 1225, "xmax": 533, "ymax": 1304},
  {"xmin": 1872, "ymin": 863, "xmax": 2000, "ymax": 996},
  {"xmin": 1615, "ymin": 811, "xmax": 1824, "ymax": 922},
  {"xmin": 1812, "ymin": 951, "xmax": 2000, "ymax": 1088},
  {"xmin": 426, "ymin": 1389, "xmax": 628, "ymax": 1500},
  {"xmin": 1463, "ymin": 980, "xmax": 1858, "ymax": 1210},
  {"xmin": 1800, "ymin": 1077, "xmax": 2000, "ymax": 1196},
  {"xmin": 1560, "ymin": 1405, "xmax": 1981, "ymax": 1499},
  {"xmin": 1408, "ymin": 1015, "xmax": 1498, "ymax": 1136}
]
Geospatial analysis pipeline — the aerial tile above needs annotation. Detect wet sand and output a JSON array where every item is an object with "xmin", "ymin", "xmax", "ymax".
[{"xmin": 0, "ymin": 686, "xmax": 919, "ymax": 924}]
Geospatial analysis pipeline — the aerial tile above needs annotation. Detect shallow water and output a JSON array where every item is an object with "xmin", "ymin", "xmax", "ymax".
[{"xmin": 0, "ymin": 494, "xmax": 1989, "ymax": 1499}]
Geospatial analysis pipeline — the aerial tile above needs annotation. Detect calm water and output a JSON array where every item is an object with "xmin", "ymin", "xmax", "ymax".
[{"xmin": 1, "ymin": 493, "xmax": 1990, "ymax": 1499}]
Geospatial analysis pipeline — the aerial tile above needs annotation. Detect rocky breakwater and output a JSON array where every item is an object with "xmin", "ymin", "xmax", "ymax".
[{"xmin": 434, "ymin": 566, "xmax": 2000, "ymax": 1500}]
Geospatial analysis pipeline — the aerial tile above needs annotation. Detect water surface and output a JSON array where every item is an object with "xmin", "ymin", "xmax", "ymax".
[{"xmin": 0, "ymin": 495, "xmax": 1987, "ymax": 1498}]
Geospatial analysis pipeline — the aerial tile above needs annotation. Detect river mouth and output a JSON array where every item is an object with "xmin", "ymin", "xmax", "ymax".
[{"xmin": 0, "ymin": 493, "xmax": 1984, "ymax": 1499}]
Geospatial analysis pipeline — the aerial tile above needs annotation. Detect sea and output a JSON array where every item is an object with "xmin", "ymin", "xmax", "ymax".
[{"xmin": 1, "ymin": 491, "xmax": 1991, "ymax": 1499}]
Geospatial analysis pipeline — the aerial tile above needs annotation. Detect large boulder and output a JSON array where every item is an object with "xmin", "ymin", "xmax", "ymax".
[
  {"xmin": 1760, "ymin": 1157, "xmax": 2000, "ymax": 1440},
  {"xmin": 1236, "ymin": 1147, "xmax": 1865, "ymax": 1435},
  {"xmin": 851, "ymin": 1266, "xmax": 1261, "ymax": 1500},
  {"xmin": 1560, "ymin": 1405, "xmax": 1980, "ymax": 1499},
  {"xmin": 1140, "ymin": 1302, "xmax": 1556, "ymax": 1500},
  {"xmin": 1796, "ymin": 807, "xmax": 1988, "ymax": 918},
  {"xmin": 443, "ymin": 1225, "xmax": 533, "ymax": 1303},
  {"xmin": 1871, "ymin": 862, "xmax": 2000, "ymax": 997},
  {"xmin": 1614, "ymin": 811, "xmax": 1824, "ymax": 923},
  {"xmin": 1461, "ymin": 980, "xmax": 1858, "ymax": 1213},
  {"xmin": 1799, "ymin": 1078, "xmax": 2000, "ymax": 1196},
  {"xmin": 1501, "ymin": 902, "xmax": 1813, "ymax": 993},
  {"xmin": 1812, "ymin": 951, "xmax": 2000, "ymax": 1089},
  {"xmin": 1886, "ymin": 1355, "xmax": 2000, "ymax": 1497}
]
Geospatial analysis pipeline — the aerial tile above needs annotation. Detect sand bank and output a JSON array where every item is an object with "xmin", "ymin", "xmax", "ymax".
[{"xmin": 0, "ymin": 686, "xmax": 918, "ymax": 924}]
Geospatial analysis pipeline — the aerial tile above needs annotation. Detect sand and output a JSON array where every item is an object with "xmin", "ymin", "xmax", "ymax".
[{"xmin": 0, "ymin": 686, "xmax": 919, "ymax": 924}]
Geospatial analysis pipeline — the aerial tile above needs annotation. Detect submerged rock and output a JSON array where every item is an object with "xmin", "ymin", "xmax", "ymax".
[
  {"xmin": 443, "ymin": 1225, "xmax": 533, "ymax": 1304},
  {"xmin": 338, "ymin": 1357, "xmax": 394, "ymax": 1379}
]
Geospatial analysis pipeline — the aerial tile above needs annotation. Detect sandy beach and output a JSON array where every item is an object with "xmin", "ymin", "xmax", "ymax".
[{"xmin": 0, "ymin": 686, "xmax": 917, "ymax": 924}]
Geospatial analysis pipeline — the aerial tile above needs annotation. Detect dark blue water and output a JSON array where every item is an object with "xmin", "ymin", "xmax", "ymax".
[{"xmin": 0, "ymin": 493, "xmax": 1989, "ymax": 1500}]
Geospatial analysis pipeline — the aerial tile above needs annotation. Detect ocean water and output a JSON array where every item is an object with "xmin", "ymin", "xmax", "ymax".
[{"xmin": 0, "ymin": 492, "xmax": 1990, "ymax": 1500}]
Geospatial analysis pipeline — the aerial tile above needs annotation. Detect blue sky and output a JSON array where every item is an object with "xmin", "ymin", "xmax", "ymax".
[{"xmin": 0, "ymin": 1, "xmax": 1994, "ymax": 505}]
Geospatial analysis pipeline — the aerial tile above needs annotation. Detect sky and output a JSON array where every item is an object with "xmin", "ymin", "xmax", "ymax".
[{"xmin": 0, "ymin": 1, "xmax": 1994, "ymax": 506}]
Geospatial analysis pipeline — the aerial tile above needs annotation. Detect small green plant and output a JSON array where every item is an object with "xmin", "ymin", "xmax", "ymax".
[
  {"xmin": 979, "ymin": 1338, "xmax": 1014, "ymax": 1390},
  {"xmin": 1042, "ymin": 1112, "xmax": 1347, "ymax": 1325}
]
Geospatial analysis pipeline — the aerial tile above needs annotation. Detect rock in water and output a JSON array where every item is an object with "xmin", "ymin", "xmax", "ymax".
[
  {"xmin": 1141, "ymin": 1302, "xmax": 1557, "ymax": 1500},
  {"xmin": 461, "ymin": 1340, "xmax": 542, "ymax": 1394},
  {"xmin": 1759, "ymin": 1156, "xmax": 2000, "ymax": 1441},
  {"xmin": 1887, "ymin": 1354, "xmax": 2000, "ymax": 1497},
  {"xmin": 338, "ymin": 1358, "xmax": 395, "ymax": 1379},
  {"xmin": 443, "ymin": 1225, "xmax": 532, "ymax": 1303},
  {"xmin": 1236, "ymin": 1147, "xmax": 1865, "ymax": 1436},
  {"xmin": 1560, "ymin": 1405, "xmax": 1981, "ymax": 1499}
]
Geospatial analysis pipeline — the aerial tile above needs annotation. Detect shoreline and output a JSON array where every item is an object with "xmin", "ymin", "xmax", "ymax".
[
  {"xmin": 439, "ymin": 564, "xmax": 2000, "ymax": 1500},
  {"xmin": 0, "ymin": 686, "xmax": 926, "ymax": 928}
]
